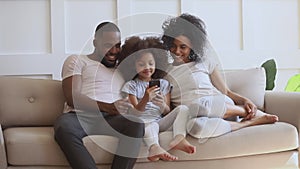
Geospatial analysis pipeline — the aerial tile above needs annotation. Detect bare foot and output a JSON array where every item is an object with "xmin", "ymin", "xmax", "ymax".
[
  {"xmin": 147, "ymin": 144, "xmax": 178, "ymax": 161},
  {"xmin": 169, "ymin": 135, "xmax": 196, "ymax": 154},
  {"xmin": 231, "ymin": 114, "xmax": 279, "ymax": 131},
  {"xmin": 248, "ymin": 114, "xmax": 279, "ymax": 126}
]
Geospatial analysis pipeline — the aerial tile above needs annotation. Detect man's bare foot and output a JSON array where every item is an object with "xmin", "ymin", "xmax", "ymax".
[
  {"xmin": 147, "ymin": 144, "xmax": 178, "ymax": 161},
  {"xmin": 169, "ymin": 135, "xmax": 196, "ymax": 154},
  {"xmin": 248, "ymin": 114, "xmax": 278, "ymax": 126}
]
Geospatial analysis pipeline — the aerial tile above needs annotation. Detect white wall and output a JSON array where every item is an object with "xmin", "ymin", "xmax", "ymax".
[{"xmin": 0, "ymin": 0, "xmax": 299, "ymax": 91}]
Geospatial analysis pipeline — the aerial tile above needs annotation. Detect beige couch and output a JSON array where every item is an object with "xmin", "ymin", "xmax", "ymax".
[{"xmin": 0, "ymin": 68, "xmax": 299, "ymax": 169}]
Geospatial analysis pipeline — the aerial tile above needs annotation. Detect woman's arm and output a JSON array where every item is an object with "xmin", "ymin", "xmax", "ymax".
[{"xmin": 210, "ymin": 68, "xmax": 257, "ymax": 114}]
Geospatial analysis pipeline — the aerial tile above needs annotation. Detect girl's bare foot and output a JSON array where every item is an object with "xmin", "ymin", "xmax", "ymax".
[
  {"xmin": 147, "ymin": 144, "xmax": 178, "ymax": 161},
  {"xmin": 169, "ymin": 135, "xmax": 196, "ymax": 154}
]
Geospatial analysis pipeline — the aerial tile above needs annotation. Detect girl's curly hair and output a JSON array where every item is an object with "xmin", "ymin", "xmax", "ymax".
[
  {"xmin": 118, "ymin": 36, "xmax": 169, "ymax": 81},
  {"xmin": 162, "ymin": 13, "xmax": 207, "ymax": 62}
]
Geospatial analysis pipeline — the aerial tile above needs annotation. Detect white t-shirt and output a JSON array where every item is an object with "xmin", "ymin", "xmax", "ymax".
[
  {"xmin": 166, "ymin": 59, "xmax": 222, "ymax": 107},
  {"xmin": 62, "ymin": 55, "xmax": 125, "ymax": 112}
]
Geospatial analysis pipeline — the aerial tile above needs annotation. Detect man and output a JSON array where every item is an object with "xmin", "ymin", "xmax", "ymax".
[{"xmin": 54, "ymin": 22, "xmax": 145, "ymax": 169}]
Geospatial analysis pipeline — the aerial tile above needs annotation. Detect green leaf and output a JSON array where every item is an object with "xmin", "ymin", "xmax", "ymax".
[{"xmin": 261, "ymin": 59, "xmax": 277, "ymax": 90}]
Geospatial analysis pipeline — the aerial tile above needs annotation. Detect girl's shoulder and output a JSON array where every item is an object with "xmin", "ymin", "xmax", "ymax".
[
  {"xmin": 124, "ymin": 79, "xmax": 136, "ymax": 86},
  {"xmin": 159, "ymin": 78, "xmax": 169, "ymax": 84},
  {"xmin": 159, "ymin": 78, "xmax": 171, "ymax": 88}
]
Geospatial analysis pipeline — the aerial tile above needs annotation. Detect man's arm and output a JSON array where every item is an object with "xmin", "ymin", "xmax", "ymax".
[{"xmin": 62, "ymin": 75, "xmax": 120, "ymax": 115}]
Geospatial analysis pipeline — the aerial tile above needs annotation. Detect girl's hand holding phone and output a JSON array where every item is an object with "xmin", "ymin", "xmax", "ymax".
[{"xmin": 145, "ymin": 85, "xmax": 160, "ymax": 101}]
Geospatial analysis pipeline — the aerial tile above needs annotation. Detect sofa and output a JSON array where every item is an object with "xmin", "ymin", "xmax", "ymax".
[{"xmin": 0, "ymin": 67, "xmax": 299, "ymax": 169}]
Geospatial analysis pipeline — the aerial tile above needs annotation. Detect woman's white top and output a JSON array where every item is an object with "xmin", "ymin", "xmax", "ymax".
[{"xmin": 166, "ymin": 59, "xmax": 222, "ymax": 107}]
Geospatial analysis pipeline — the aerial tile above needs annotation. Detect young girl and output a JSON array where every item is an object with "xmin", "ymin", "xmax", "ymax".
[{"xmin": 119, "ymin": 36, "xmax": 196, "ymax": 161}]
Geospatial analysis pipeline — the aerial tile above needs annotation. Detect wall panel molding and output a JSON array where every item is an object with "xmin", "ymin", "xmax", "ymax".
[
  {"xmin": 0, "ymin": 0, "xmax": 51, "ymax": 55},
  {"xmin": 0, "ymin": 0, "xmax": 299, "ymax": 90}
]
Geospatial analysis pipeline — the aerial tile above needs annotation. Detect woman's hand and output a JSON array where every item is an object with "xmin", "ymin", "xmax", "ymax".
[{"xmin": 243, "ymin": 100, "xmax": 257, "ymax": 120}]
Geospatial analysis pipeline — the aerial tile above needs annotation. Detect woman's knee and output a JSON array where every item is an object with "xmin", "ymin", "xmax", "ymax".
[
  {"xmin": 175, "ymin": 105, "xmax": 189, "ymax": 112},
  {"xmin": 186, "ymin": 118, "xmax": 206, "ymax": 138}
]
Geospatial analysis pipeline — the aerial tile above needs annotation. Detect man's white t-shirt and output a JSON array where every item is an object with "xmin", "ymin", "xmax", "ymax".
[{"xmin": 62, "ymin": 55, "xmax": 125, "ymax": 112}]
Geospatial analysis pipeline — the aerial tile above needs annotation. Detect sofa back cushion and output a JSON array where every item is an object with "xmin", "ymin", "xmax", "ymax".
[
  {"xmin": 0, "ymin": 77, "xmax": 65, "ymax": 127},
  {"xmin": 224, "ymin": 67, "xmax": 266, "ymax": 110}
]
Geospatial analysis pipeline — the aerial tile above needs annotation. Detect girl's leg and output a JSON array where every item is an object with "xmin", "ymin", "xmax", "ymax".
[
  {"xmin": 144, "ymin": 122, "xmax": 178, "ymax": 161},
  {"xmin": 159, "ymin": 105, "xmax": 196, "ymax": 154},
  {"xmin": 171, "ymin": 105, "xmax": 196, "ymax": 154}
]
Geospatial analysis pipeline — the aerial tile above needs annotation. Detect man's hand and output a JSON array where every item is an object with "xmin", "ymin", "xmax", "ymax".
[{"xmin": 114, "ymin": 98, "xmax": 134, "ymax": 114}]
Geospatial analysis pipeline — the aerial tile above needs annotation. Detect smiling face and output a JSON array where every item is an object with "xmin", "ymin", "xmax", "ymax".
[
  {"xmin": 94, "ymin": 31, "xmax": 121, "ymax": 67},
  {"xmin": 169, "ymin": 35, "xmax": 193, "ymax": 65},
  {"xmin": 135, "ymin": 52, "xmax": 156, "ymax": 81}
]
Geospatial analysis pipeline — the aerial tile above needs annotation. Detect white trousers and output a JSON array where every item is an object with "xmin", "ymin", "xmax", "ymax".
[
  {"xmin": 144, "ymin": 95, "xmax": 235, "ymax": 147},
  {"xmin": 186, "ymin": 95, "xmax": 234, "ymax": 139},
  {"xmin": 143, "ymin": 105, "xmax": 189, "ymax": 147}
]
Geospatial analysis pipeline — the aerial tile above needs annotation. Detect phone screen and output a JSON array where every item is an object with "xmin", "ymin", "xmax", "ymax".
[{"xmin": 149, "ymin": 79, "xmax": 160, "ymax": 88}]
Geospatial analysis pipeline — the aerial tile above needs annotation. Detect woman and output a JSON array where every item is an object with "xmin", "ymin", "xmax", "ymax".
[{"xmin": 162, "ymin": 13, "xmax": 279, "ymax": 139}]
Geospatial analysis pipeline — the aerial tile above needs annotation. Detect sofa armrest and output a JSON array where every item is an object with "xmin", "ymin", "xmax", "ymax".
[
  {"xmin": 265, "ymin": 91, "xmax": 300, "ymax": 130},
  {"xmin": 0, "ymin": 125, "xmax": 7, "ymax": 169}
]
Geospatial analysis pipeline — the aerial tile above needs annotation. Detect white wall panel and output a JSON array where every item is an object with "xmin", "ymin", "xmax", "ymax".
[
  {"xmin": 64, "ymin": 0, "xmax": 117, "ymax": 54},
  {"xmin": 0, "ymin": 0, "xmax": 299, "ymax": 90},
  {"xmin": 131, "ymin": 0, "xmax": 179, "ymax": 15},
  {"xmin": 117, "ymin": 0, "xmax": 180, "ymax": 38},
  {"xmin": 118, "ymin": 13, "xmax": 173, "ymax": 39},
  {"xmin": 182, "ymin": 0, "xmax": 242, "ymax": 52},
  {"xmin": 0, "ymin": 0, "xmax": 51, "ymax": 54},
  {"xmin": 243, "ymin": 0, "xmax": 299, "ymax": 51}
]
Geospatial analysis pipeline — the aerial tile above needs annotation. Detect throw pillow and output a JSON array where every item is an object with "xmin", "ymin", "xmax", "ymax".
[{"xmin": 223, "ymin": 67, "xmax": 266, "ymax": 110}]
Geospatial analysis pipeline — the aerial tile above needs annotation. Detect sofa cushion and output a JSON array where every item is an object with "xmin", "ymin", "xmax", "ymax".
[
  {"xmin": 83, "ymin": 122, "xmax": 298, "ymax": 164},
  {"xmin": 3, "ymin": 127, "xmax": 69, "ymax": 166},
  {"xmin": 3, "ymin": 122, "xmax": 298, "ymax": 165},
  {"xmin": 224, "ymin": 68, "xmax": 266, "ymax": 110},
  {"xmin": 0, "ymin": 77, "xmax": 65, "ymax": 127}
]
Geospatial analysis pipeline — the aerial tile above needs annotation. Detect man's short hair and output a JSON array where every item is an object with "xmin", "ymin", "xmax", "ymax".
[{"xmin": 95, "ymin": 22, "xmax": 120, "ymax": 37}]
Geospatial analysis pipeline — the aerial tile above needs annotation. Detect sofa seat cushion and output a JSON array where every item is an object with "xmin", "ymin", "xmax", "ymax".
[
  {"xmin": 3, "ymin": 122, "xmax": 298, "ymax": 166},
  {"xmin": 84, "ymin": 122, "xmax": 298, "ymax": 164},
  {"xmin": 3, "ymin": 127, "xmax": 69, "ymax": 166}
]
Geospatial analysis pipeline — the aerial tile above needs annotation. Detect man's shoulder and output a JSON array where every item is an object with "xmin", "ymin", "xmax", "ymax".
[
  {"xmin": 62, "ymin": 55, "xmax": 87, "ymax": 79},
  {"xmin": 64, "ymin": 54, "xmax": 85, "ymax": 62}
]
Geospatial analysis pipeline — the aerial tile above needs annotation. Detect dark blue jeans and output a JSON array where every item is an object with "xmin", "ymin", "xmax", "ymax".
[{"xmin": 54, "ymin": 111, "xmax": 144, "ymax": 169}]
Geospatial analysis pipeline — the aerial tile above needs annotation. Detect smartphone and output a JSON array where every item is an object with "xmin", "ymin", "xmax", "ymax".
[{"xmin": 149, "ymin": 79, "xmax": 160, "ymax": 88}]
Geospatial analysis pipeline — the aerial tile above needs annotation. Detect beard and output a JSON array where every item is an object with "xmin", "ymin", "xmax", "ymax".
[{"xmin": 101, "ymin": 57, "xmax": 117, "ymax": 68}]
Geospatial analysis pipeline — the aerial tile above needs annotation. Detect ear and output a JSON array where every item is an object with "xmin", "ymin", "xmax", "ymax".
[{"xmin": 93, "ymin": 39, "xmax": 96, "ymax": 48}]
